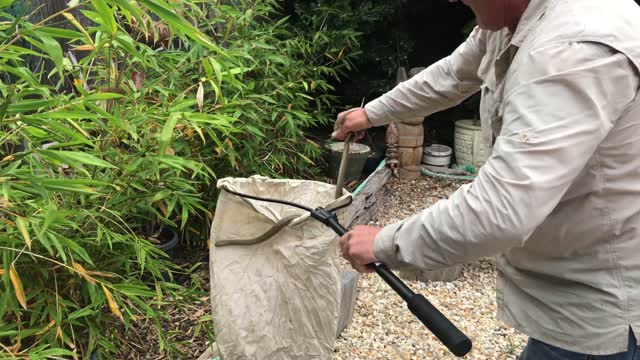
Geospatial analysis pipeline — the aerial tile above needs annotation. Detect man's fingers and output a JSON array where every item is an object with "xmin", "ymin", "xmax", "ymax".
[
  {"xmin": 334, "ymin": 111, "xmax": 347, "ymax": 131},
  {"xmin": 332, "ymin": 127, "xmax": 349, "ymax": 140},
  {"xmin": 339, "ymin": 233, "xmax": 350, "ymax": 250}
]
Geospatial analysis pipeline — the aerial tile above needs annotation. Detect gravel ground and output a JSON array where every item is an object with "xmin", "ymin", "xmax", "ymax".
[{"xmin": 333, "ymin": 176, "xmax": 528, "ymax": 360}]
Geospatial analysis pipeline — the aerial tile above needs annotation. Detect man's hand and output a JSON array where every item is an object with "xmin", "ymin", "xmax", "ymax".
[
  {"xmin": 332, "ymin": 108, "xmax": 372, "ymax": 141},
  {"xmin": 339, "ymin": 225, "xmax": 382, "ymax": 273}
]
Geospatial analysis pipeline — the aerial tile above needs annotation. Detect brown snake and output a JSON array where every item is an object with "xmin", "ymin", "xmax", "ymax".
[{"xmin": 214, "ymin": 215, "xmax": 299, "ymax": 247}]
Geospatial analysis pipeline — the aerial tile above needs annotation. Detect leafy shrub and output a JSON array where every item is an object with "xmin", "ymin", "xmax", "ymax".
[{"xmin": 0, "ymin": 0, "xmax": 379, "ymax": 357}]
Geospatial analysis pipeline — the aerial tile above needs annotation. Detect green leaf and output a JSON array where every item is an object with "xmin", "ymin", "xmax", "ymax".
[
  {"xmin": 68, "ymin": 307, "xmax": 97, "ymax": 320},
  {"xmin": 37, "ymin": 150, "xmax": 117, "ymax": 169},
  {"xmin": 7, "ymin": 99, "xmax": 58, "ymax": 113},
  {"xmin": 31, "ymin": 31, "xmax": 65, "ymax": 78},
  {"xmin": 92, "ymin": 0, "xmax": 117, "ymax": 35},
  {"xmin": 150, "ymin": 189, "xmax": 172, "ymax": 203},
  {"xmin": 37, "ymin": 27, "xmax": 83, "ymax": 39},
  {"xmin": 137, "ymin": 0, "xmax": 218, "ymax": 50},
  {"xmin": 0, "ymin": 0, "xmax": 15, "ymax": 9},
  {"xmin": 111, "ymin": 284, "xmax": 155, "ymax": 297},
  {"xmin": 37, "ymin": 348, "xmax": 76, "ymax": 357},
  {"xmin": 84, "ymin": 93, "xmax": 125, "ymax": 101},
  {"xmin": 158, "ymin": 114, "xmax": 178, "ymax": 155},
  {"xmin": 0, "ymin": 88, "xmax": 12, "ymax": 121}
]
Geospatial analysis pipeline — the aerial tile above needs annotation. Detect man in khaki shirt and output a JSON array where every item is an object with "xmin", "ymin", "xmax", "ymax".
[{"xmin": 333, "ymin": 0, "xmax": 640, "ymax": 358}]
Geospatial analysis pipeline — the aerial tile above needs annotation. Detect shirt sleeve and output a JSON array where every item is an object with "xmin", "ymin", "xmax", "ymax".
[
  {"xmin": 364, "ymin": 27, "xmax": 487, "ymax": 126},
  {"xmin": 373, "ymin": 41, "xmax": 640, "ymax": 270}
]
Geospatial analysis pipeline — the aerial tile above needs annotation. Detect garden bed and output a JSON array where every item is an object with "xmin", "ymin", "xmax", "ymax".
[{"xmin": 119, "ymin": 172, "xmax": 527, "ymax": 359}]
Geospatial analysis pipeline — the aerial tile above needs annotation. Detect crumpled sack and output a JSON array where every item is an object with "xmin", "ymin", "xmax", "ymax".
[{"xmin": 209, "ymin": 176, "xmax": 351, "ymax": 360}]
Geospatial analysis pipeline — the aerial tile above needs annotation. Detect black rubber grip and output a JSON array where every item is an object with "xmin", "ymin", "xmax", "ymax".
[{"xmin": 406, "ymin": 294, "xmax": 472, "ymax": 357}]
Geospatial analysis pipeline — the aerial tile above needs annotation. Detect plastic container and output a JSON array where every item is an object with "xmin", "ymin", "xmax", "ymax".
[
  {"xmin": 422, "ymin": 144, "xmax": 452, "ymax": 167},
  {"xmin": 325, "ymin": 142, "xmax": 371, "ymax": 183},
  {"xmin": 454, "ymin": 120, "xmax": 489, "ymax": 168}
]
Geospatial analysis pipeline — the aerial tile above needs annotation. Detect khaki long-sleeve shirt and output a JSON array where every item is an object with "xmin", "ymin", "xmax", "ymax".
[{"xmin": 366, "ymin": 0, "xmax": 640, "ymax": 354}]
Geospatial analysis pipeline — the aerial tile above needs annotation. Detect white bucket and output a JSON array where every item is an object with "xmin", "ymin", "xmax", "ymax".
[{"xmin": 422, "ymin": 144, "xmax": 452, "ymax": 167}]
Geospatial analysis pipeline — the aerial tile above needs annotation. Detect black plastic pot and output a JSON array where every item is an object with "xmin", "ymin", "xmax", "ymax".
[
  {"xmin": 155, "ymin": 226, "xmax": 180, "ymax": 259},
  {"xmin": 362, "ymin": 152, "xmax": 385, "ymax": 178},
  {"xmin": 139, "ymin": 226, "xmax": 184, "ymax": 284}
]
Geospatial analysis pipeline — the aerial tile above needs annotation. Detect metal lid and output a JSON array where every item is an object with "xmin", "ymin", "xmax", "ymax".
[{"xmin": 424, "ymin": 144, "xmax": 452, "ymax": 156}]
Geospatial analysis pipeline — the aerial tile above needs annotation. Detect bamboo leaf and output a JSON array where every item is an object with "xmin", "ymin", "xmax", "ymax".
[
  {"xmin": 101, "ymin": 284, "xmax": 123, "ymax": 322},
  {"xmin": 38, "ymin": 26, "xmax": 82, "ymax": 39},
  {"xmin": 9, "ymin": 265, "xmax": 27, "ymax": 310},
  {"xmin": 38, "ymin": 150, "xmax": 117, "ymax": 169},
  {"xmin": 0, "ymin": 88, "xmax": 12, "ymax": 121},
  {"xmin": 72, "ymin": 261, "xmax": 96, "ymax": 284},
  {"xmin": 84, "ymin": 93, "xmax": 125, "ymax": 101},
  {"xmin": 137, "ymin": 0, "xmax": 218, "ymax": 50},
  {"xmin": 7, "ymin": 99, "xmax": 58, "ymax": 113},
  {"xmin": 150, "ymin": 189, "xmax": 172, "ymax": 203},
  {"xmin": 196, "ymin": 82, "xmax": 204, "ymax": 113},
  {"xmin": 34, "ymin": 320, "xmax": 56, "ymax": 336},
  {"xmin": 31, "ymin": 31, "xmax": 65, "ymax": 78},
  {"xmin": 15, "ymin": 218, "xmax": 31, "ymax": 250},
  {"xmin": 68, "ymin": 307, "xmax": 96, "ymax": 320},
  {"xmin": 62, "ymin": 12, "xmax": 94, "ymax": 45},
  {"xmin": 132, "ymin": 71, "xmax": 145, "ymax": 91},
  {"xmin": 0, "ymin": 0, "xmax": 15, "ymax": 9},
  {"xmin": 158, "ymin": 114, "xmax": 178, "ymax": 155},
  {"xmin": 37, "ymin": 349, "xmax": 76, "ymax": 357},
  {"xmin": 110, "ymin": 0, "xmax": 145, "ymax": 29},
  {"xmin": 92, "ymin": 0, "xmax": 117, "ymax": 36}
]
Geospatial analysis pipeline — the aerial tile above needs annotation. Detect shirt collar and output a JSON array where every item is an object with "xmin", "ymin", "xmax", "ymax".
[{"xmin": 510, "ymin": 0, "xmax": 550, "ymax": 46}]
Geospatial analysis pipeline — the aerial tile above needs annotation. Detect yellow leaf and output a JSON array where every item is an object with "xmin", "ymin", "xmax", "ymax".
[
  {"xmin": 0, "ymin": 269, "xmax": 4, "ymax": 275},
  {"xmin": 164, "ymin": 147, "xmax": 175, "ymax": 156},
  {"xmin": 196, "ymin": 82, "xmax": 204, "ymax": 113},
  {"xmin": 9, "ymin": 337, "xmax": 20, "ymax": 353},
  {"xmin": 101, "ymin": 284, "xmax": 123, "ymax": 322},
  {"xmin": 86, "ymin": 270, "xmax": 116, "ymax": 278},
  {"xmin": 16, "ymin": 217, "xmax": 31, "ymax": 250},
  {"xmin": 2, "ymin": 155, "xmax": 14, "ymax": 162},
  {"xmin": 72, "ymin": 261, "xmax": 96, "ymax": 284},
  {"xmin": 73, "ymin": 45, "xmax": 96, "ymax": 51},
  {"xmin": 310, "ymin": 81, "xmax": 316, "ymax": 90},
  {"xmin": 154, "ymin": 201, "xmax": 168, "ymax": 216},
  {"xmin": 35, "ymin": 320, "xmax": 56, "ymax": 335},
  {"xmin": 9, "ymin": 265, "xmax": 27, "ymax": 309},
  {"xmin": 62, "ymin": 12, "xmax": 94, "ymax": 45}
]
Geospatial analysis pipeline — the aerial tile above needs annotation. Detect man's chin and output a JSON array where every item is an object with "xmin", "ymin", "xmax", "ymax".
[{"xmin": 477, "ymin": 23, "xmax": 507, "ymax": 32}]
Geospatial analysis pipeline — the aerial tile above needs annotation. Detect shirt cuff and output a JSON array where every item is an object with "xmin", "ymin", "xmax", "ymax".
[
  {"xmin": 365, "ymin": 100, "xmax": 395, "ymax": 127},
  {"xmin": 373, "ymin": 221, "xmax": 405, "ymax": 267}
]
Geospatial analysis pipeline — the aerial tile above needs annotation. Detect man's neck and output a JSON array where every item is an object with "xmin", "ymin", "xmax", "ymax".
[{"xmin": 507, "ymin": 0, "xmax": 531, "ymax": 33}]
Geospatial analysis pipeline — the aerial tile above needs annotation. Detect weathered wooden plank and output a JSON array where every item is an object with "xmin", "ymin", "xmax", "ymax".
[
  {"xmin": 358, "ymin": 167, "xmax": 391, "ymax": 198},
  {"xmin": 347, "ymin": 166, "xmax": 391, "ymax": 228}
]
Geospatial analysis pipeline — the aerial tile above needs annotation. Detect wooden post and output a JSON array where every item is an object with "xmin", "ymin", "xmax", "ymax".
[{"xmin": 387, "ymin": 67, "xmax": 425, "ymax": 179}]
